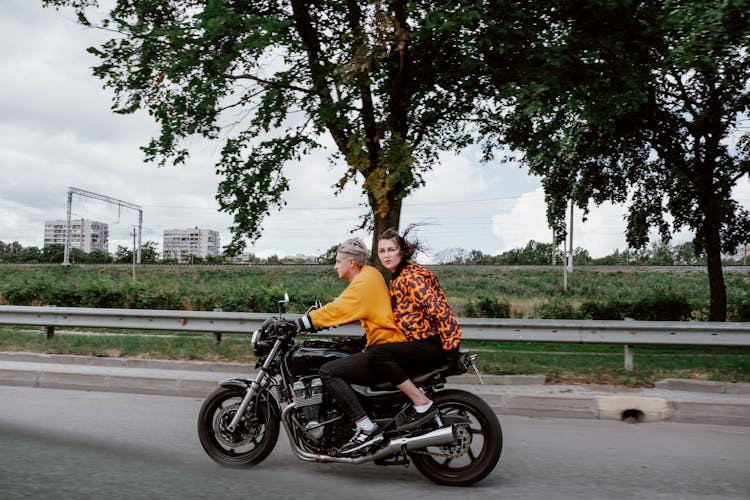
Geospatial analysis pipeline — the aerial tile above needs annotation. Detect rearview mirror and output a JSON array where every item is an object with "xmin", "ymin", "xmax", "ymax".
[{"xmin": 278, "ymin": 293, "xmax": 290, "ymax": 314}]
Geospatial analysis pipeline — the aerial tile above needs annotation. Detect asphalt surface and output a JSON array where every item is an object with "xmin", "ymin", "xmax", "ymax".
[{"xmin": 1, "ymin": 351, "xmax": 748, "ymax": 427}]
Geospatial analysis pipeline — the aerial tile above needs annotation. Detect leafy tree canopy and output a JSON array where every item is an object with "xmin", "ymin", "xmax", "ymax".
[
  {"xmin": 481, "ymin": 0, "xmax": 750, "ymax": 320},
  {"xmin": 40, "ymin": 1, "xmax": 749, "ymax": 319},
  {"xmin": 42, "ymin": 0, "xmax": 499, "ymax": 258}
]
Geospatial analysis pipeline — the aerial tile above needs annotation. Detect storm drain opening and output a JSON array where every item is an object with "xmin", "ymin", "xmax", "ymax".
[{"xmin": 621, "ymin": 409, "xmax": 645, "ymax": 423}]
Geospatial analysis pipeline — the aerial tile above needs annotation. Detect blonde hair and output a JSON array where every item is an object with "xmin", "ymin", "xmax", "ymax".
[{"xmin": 337, "ymin": 238, "xmax": 367, "ymax": 267}]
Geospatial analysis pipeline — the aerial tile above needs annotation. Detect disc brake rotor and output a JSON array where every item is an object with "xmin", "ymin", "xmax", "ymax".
[
  {"xmin": 214, "ymin": 403, "xmax": 257, "ymax": 448},
  {"xmin": 438, "ymin": 424, "xmax": 472, "ymax": 458}
]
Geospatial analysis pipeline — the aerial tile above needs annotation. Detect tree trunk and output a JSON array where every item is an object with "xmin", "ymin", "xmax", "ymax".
[
  {"xmin": 703, "ymin": 191, "xmax": 727, "ymax": 321},
  {"xmin": 369, "ymin": 194, "xmax": 402, "ymax": 271},
  {"xmin": 706, "ymin": 243, "xmax": 727, "ymax": 321}
]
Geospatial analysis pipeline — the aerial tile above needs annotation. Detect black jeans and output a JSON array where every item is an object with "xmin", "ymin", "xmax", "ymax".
[
  {"xmin": 366, "ymin": 338, "xmax": 446, "ymax": 386},
  {"xmin": 319, "ymin": 338, "xmax": 446, "ymax": 421},
  {"xmin": 319, "ymin": 351, "xmax": 374, "ymax": 421}
]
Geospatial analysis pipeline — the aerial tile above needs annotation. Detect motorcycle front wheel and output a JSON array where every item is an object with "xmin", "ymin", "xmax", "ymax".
[
  {"xmin": 409, "ymin": 389, "xmax": 502, "ymax": 486},
  {"xmin": 197, "ymin": 386, "xmax": 280, "ymax": 467}
]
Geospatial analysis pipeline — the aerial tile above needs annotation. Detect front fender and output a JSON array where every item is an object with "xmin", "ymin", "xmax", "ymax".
[
  {"xmin": 219, "ymin": 377, "xmax": 254, "ymax": 390},
  {"xmin": 219, "ymin": 378, "xmax": 281, "ymax": 419}
]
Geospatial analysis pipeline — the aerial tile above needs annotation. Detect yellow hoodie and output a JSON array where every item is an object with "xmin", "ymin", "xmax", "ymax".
[{"xmin": 309, "ymin": 265, "xmax": 406, "ymax": 347}]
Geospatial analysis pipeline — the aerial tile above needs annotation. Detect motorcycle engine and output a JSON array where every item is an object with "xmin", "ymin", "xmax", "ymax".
[{"xmin": 292, "ymin": 377, "xmax": 325, "ymax": 441}]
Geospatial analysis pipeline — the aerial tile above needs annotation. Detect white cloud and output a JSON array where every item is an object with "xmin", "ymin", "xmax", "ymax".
[{"xmin": 491, "ymin": 188, "xmax": 552, "ymax": 253}]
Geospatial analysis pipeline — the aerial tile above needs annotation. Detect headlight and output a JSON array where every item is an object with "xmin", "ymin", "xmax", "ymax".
[{"xmin": 251, "ymin": 326, "xmax": 274, "ymax": 357}]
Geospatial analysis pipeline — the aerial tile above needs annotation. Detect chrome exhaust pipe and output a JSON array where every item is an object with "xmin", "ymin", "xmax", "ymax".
[
  {"xmin": 281, "ymin": 405, "xmax": 457, "ymax": 464},
  {"xmin": 369, "ymin": 425, "xmax": 457, "ymax": 461}
]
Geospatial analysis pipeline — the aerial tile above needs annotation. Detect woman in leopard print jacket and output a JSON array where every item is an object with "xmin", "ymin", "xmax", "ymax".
[{"xmin": 367, "ymin": 227, "xmax": 463, "ymax": 425}]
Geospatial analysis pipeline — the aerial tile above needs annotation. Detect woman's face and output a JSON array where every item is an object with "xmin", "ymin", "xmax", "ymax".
[
  {"xmin": 334, "ymin": 252, "xmax": 359, "ymax": 281},
  {"xmin": 377, "ymin": 237, "xmax": 402, "ymax": 272}
]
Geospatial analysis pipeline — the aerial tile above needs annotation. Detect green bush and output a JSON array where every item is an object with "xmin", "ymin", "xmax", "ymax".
[
  {"xmin": 730, "ymin": 293, "xmax": 750, "ymax": 322},
  {"xmin": 464, "ymin": 297, "xmax": 511, "ymax": 318},
  {"xmin": 534, "ymin": 298, "xmax": 578, "ymax": 319},
  {"xmin": 626, "ymin": 293, "xmax": 693, "ymax": 321},
  {"xmin": 578, "ymin": 300, "xmax": 625, "ymax": 320}
]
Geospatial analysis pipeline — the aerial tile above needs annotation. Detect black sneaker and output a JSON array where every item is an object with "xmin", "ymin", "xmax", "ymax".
[
  {"xmin": 397, "ymin": 407, "xmax": 439, "ymax": 431},
  {"xmin": 339, "ymin": 423, "xmax": 383, "ymax": 454}
]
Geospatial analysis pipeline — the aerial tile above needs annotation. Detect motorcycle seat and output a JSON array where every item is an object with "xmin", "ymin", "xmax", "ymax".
[{"xmin": 367, "ymin": 352, "xmax": 468, "ymax": 392}]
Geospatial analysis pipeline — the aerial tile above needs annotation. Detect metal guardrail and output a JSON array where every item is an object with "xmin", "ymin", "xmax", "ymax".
[{"xmin": 1, "ymin": 305, "xmax": 748, "ymax": 370}]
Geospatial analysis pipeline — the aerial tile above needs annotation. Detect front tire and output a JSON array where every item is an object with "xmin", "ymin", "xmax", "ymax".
[
  {"xmin": 197, "ymin": 386, "xmax": 280, "ymax": 467},
  {"xmin": 410, "ymin": 389, "xmax": 502, "ymax": 486}
]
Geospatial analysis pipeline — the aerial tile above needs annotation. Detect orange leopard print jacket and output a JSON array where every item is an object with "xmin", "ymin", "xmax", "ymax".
[{"xmin": 389, "ymin": 262, "xmax": 462, "ymax": 351}]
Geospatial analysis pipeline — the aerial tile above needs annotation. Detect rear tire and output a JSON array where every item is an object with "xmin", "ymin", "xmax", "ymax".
[
  {"xmin": 410, "ymin": 389, "xmax": 502, "ymax": 486},
  {"xmin": 197, "ymin": 386, "xmax": 280, "ymax": 467}
]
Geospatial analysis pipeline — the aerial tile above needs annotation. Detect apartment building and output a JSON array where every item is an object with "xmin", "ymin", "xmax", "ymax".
[
  {"xmin": 44, "ymin": 219, "xmax": 109, "ymax": 253},
  {"xmin": 162, "ymin": 227, "xmax": 220, "ymax": 262}
]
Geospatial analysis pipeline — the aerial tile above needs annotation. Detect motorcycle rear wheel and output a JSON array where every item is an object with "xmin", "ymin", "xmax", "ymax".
[
  {"xmin": 409, "ymin": 389, "xmax": 502, "ymax": 486},
  {"xmin": 197, "ymin": 386, "xmax": 280, "ymax": 467}
]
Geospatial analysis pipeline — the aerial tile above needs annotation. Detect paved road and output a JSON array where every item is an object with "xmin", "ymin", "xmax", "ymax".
[{"xmin": 1, "ymin": 386, "xmax": 748, "ymax": 499}]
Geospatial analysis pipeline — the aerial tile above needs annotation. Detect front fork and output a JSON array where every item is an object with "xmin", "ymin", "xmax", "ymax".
[{"xmin": 227, "ymin": 339, "xmax": 283, "ymax": 432}]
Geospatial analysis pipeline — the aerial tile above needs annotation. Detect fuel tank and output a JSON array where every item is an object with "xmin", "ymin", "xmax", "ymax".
[{"xmin": 287, "ymin": 339, "xmax": 354, "ymax": 377}]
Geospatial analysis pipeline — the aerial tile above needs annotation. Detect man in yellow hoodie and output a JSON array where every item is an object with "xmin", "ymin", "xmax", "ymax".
[{"xmin": 295, "ymin": 238, "xmax": 405, "ymax": 454}]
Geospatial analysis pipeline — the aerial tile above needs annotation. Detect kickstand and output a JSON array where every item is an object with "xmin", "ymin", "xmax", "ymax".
[{"xmin": 374, "ymin": 453, "xmax": 410, "ymax": 467}]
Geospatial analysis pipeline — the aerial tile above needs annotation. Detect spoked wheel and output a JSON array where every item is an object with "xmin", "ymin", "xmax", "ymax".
[
  {"xmin": 409, "ymin": 389, "xmax": 502, "ymax": 486},
  {"xmin": 197, "ymin": 386, "xmax": 280, "ymax": 467}
]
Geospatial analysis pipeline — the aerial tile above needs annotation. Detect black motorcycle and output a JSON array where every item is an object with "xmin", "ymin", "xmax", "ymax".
[{"xmin": 197, "ymin": 302, "xmax": 502, "ymax": 486}]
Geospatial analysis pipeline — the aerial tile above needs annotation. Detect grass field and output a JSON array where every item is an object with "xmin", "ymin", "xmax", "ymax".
[
  {"xmin": 1, "ymin": 326, "xmax": 748, "ymax": 387},
  {"xmin": 1, "ymin": 264, "xmax": 749, "ymax": 319},
  {"xmin": 0, "ymin": 264, "xmax": 748, "ymax": 386}
]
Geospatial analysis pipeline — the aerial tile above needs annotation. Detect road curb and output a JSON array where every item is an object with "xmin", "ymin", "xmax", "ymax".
[
  {"xmin": 655, "ymin": 378, "xmax": 750, "ymax": 395},
  {"xmin": 0, "ymin": 351, "xmax": 254, "ymax": 373},
  {"xmin": 1, "ymin": 352, "xmax": 749, "ymax": 426}
]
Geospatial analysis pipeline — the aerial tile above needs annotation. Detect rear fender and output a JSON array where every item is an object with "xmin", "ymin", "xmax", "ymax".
[{"xmin": 441, "ymin": 413, "xmax": 472, "ymax": 425}]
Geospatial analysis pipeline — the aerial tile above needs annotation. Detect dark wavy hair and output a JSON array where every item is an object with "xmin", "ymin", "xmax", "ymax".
[{"xmin": 378, "ymin": 225, "xmax": 423, "ymax": 262}]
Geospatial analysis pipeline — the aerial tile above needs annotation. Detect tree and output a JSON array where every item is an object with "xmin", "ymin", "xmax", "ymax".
[
  {"xmin": 87, "ymin": 249, "xmax": 113, "ymax": 264},
  {"xmin": 139, "ymin": 241, "xmax": 160, "ymax": 263},
  {"xmin": 42, "ymin": 0, "xmax": 494, "ymax": 259},
  {"xmin": 486, "ymin": 1, "xmax": 750, "ymax": 320},
  {"xmin": 69, "ymin": 248, "xmax": 89, "ymax": 264},
  {"xmin": 17, "ymin": 246, "xmax": 43, "ymax": 263},
  {"xmin": 0, "ymin": 241, "xmax": 23, "ymax": 254},
  {"xmin": 42, "ymin": 244, "xmax": 65, "ymax": 263},
  {"xmin": 674, "ymin": 242, "xmax": 707, "ymax": 266},
  {"xmin": 113, "ymin": 245, "xmax": 132, "ymax": 264},
  {"xmin": 266, "ymin": 254, "xmax": 281, "ymax": 265},
  {"xmin": 206, "ymin": 254, "xmax": 228, "ymax": 264},
  {"xmin": 496, "ymin": 240, "xmax": 561, "ymax": 265},
  {"xmin": 466, "ymin": 249, "xmax": 494, "ymax": 265},
  {"xmin": 434, "ymin": 247, "xmax": 467, "ymax": 265},
  {"xmin": 0, "ymin": 242, "xmax": 40, "ymax": 263},
  {"xmin": 318, "ymin": 244, "xmax": 339, "ymax": 265}
]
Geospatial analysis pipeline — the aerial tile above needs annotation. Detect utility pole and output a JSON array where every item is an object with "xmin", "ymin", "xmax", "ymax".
[
  {"xmin": 131, "ymin": 227, "xmax": 137, "ymax": 280},
  {"xmin": 568, "ymin": 200, "xmax": 574, "ymax": 273},
  {"xmin": 63, "ymin": 190, "xmax": 73, "ymax": 267},
  {"xmin": 563, "ymin": 200, "xmax": 574, "ymax": 291}
]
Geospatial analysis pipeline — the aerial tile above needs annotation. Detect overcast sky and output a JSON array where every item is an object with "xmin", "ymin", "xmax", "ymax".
[{"xmin": 1, "ymin": 2, "xmax": 748, "ymax": 261}]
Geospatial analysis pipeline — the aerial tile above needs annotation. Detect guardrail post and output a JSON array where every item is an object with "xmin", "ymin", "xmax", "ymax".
[
  {"xmin": 212, "ymin": 308, "xmax": 222, "ymax": 345},
  {"xmin": 624, "ymin": 344, "xmax": 634, "ymax": 371},
  {"xmin": 44, "ymin": 326, "xmax": 55, "ymax": 340}
]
